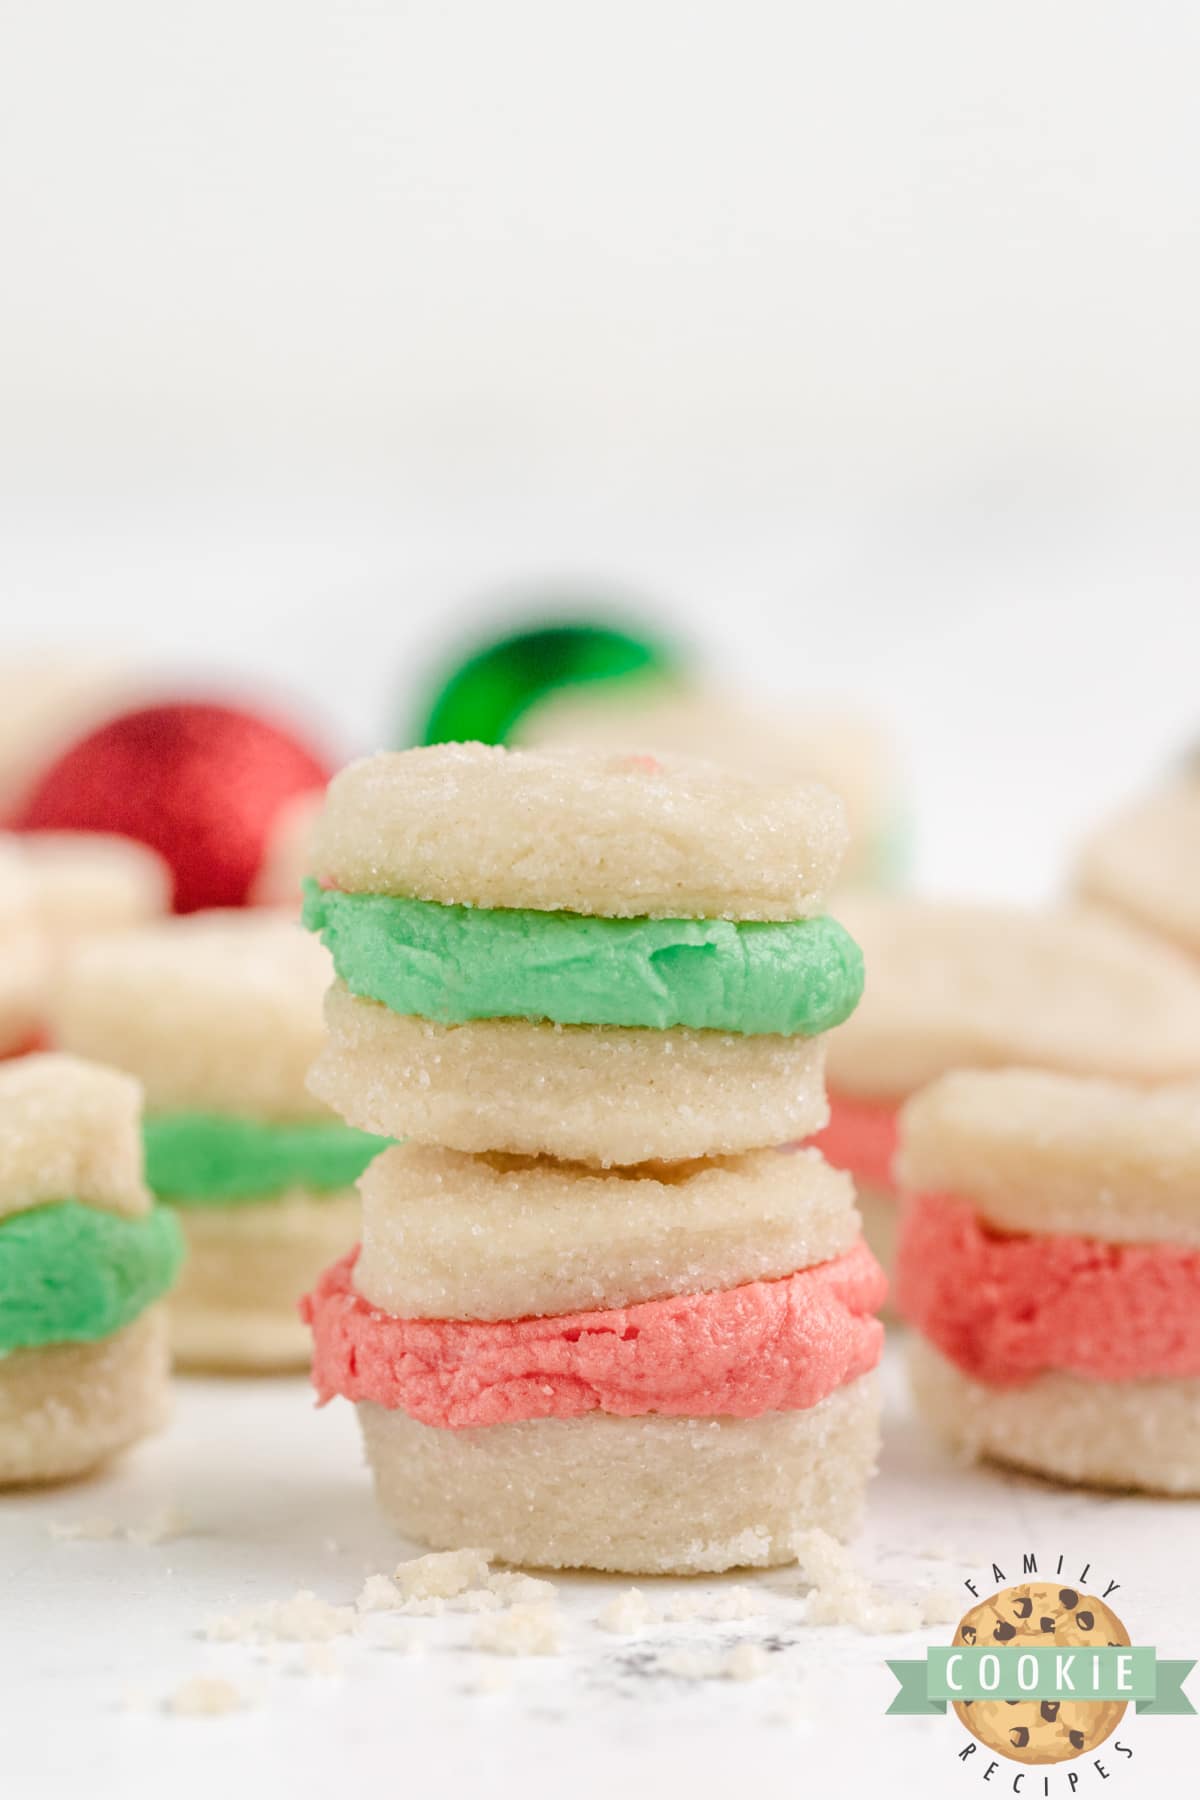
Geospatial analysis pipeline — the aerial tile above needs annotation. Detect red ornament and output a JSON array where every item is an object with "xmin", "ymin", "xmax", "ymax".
[{"xmin": 15, "ymin": 701, "xmax": 332, "ymax": 913}]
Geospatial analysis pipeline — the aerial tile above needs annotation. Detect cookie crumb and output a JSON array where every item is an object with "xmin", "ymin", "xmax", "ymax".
[
  {"xmin": 394, "ymin": 1548, "xmax": 493, "ymax": 1600},
  {"xmin": 793, "ymin": 1530, "xmax": 926, "ymax": 1633},
  {"xmin": 48, "ymin": 1515, "xmax": 118, "ymax": 1541},
  {"xmin": 129, "ymin": 1506, "xmax": 190, "ymax": 1546},
  {"xmin": 166, "ymin": 1676, "xmax": 245, "ymax": 1717},
  {"xmin": 665, "ymin": 1587, "xmax": 761, "ymax": 1623},
  {"xmin": 488, "ymin": 1571, "xmax": 557, "ymax": 1606},
  {"xmin": 472, "ymin": 1605, "xmax": 562, "ymax": 1657},
  {"xmin": 356, "ymin": 1574, "xmax": 401, "ymax": 1613},
  {"xmin": 597, "ymin": 1588, "xmax": 656, "ymax": 1633},
  {"xmin": 204, "ymin": 1589, "xmax": 356, "ymax": 1644},
  {"xmin": 458, "ymin": 1587, "xmax": 502, "ymax": 1613}
]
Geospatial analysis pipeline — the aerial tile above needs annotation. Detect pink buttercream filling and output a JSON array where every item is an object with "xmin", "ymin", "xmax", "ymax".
[
  {"xmin": 897, "ymin": 1190, "xmax": 1200, "ymax": 1386},
  {"xmin": 806, "ymin": 1091, "xmax": 900, "ymax": 1193},
  {"xmin": 301, "ymin": 1241, "xmax": 886, "ymax": 1429}
]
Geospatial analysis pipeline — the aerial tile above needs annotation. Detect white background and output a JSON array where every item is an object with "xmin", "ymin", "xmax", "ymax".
[{"xmin": 1, "ymin": 8, "xmax": 1199, "ymax": 1793}]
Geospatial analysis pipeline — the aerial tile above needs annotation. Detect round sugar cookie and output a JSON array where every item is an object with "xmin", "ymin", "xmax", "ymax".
[
  {"xmin": 0, "ymin": 1053, "xmax": 149, "ymax": 1221},
  {"xmin": 1076, "ymin": 781, "xmax": 1200, "ymax": 960},
  {"xmin": 910, "ymin": 1337, "xmax": 1200, "ymax": 1495},
  {"xmin": 0, "ymin": 655, "xmax": 134, "ymax": 822},
  {"xmin": 309, "ymin": 984, "xmax": 830, "ymax": 1166},
  {"xmin": 518, "ymin": 684, "xmax": 898, "ymax": 890},
  {"xmin": 826, "ymin": 897, "xmax": 1200, "ymax": 1098},
  {"xmin": 0, "ymin": 838, "xmax": 48, "ymax": 1055},
  {"xmin": 0, "ymin": 1307, "xmax": 170, "ymax": 1486},
  {"xmin": 357, "ymin": 1371, "xmax": 880, "ymax": 1574},
  {"xmin": 20, "ymin": 831, "xmax": 171, "ymax": 937},
  {"xmin": 356, "ymin": 1143, "xmax": 858, "ymax": 1322},
  {"xmin": 952, "ymin": 1583, "xmax": 1129, "ymax": 1764},
  {"xmin": 898, "ymin": 1068, "xmax": 1200, "ymax": 1245},
  {"xmin": 169, "ymin": 1189, "xmax": 361, "ymax": 1372},
  {"xmin": 311, "ymin": 743, "xmax": 848, "ymax": 921},
  {"xmin": 51, "ymin": 910, "xmax": 332, "ymax": 1120}
]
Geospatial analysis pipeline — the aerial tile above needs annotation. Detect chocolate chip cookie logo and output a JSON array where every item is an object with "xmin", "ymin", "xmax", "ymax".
[{"xmin": 887, "ymin": 1558, "xmax": 1196, "ymax": 1785}]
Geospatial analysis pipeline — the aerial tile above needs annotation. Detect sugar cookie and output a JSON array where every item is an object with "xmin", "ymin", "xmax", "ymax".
[
  {"xmin": 50, "ymin": 914, "xmax": 384, "ymax": 1371},
  {"xmin": 311, "ymin": 743, "xmax": 847, "ymax": 921},
  {"xmin": 310, "ymin": 985, "xmax": 830, "ymax": 1166},
  {"xmin": 812, "ymin": 897, "xmax": 1200, "ymax": 1281},
  {"xmin": 1076, "ymin": 780, "xmax": 1200, "ymax": 960},
  {"xmin": 898, "ymin": 1067, "xmax": 1200, "ymax": 1492}
]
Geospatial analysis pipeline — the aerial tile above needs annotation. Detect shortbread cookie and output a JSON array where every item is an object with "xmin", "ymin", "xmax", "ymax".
[
  {"xmin": 0, "ymin": 837, "xmax": 47, "ymax": 1056},
  {"xmin": 0, "ymin": 1054, "xmax": 181, "ymax": 1484},
  {"xmin": 519, "ymin": 684, "xmax": 900, "ymax": 891},
  {"xmin": 310, "ymin": 985, "xmax": 830, "ymax": 1165},
  {"xmin": 812, "ymin": 897, "xmax": 1200, "ymax": 1279},
  {"xmin": 357, "ymin": 1376, "xmax": 880, "ymax": 1574},
  {"xmin": 50, "ymin": 914, "xmax": 383, "ymax": 1371},
  {"xmin": 898, "ymin": 1068, "xmax": 1200, "ymax": 1491},
  {"xmin": 1076, "ymin": 780, "xmax": 1200, "ymax": 959},
  {"xmin": 952, "ymin": 1583, "xmax": 1128, "ymax": 1764},
  {"xmin": 169, "ymin": 1190, "xmax": 362, "ymax": 1371},
  {"xmin": 311, "ymin": 743, "xmax": 848, "ymax": 921},
  {"xmin": 355, "ymin": 1143, "xmax": 858, "ymax": 1320},
  {"xmin": 0, "ymin": 1308, "xmax": 171, "ymax": 1487},
  {"xmin": 911, "ymin": 1338, "xmax": 1200, "ymax": 1495},
  {"xmin": 21, "ymin": 831, "xmax": 170, "ymax": 937}
]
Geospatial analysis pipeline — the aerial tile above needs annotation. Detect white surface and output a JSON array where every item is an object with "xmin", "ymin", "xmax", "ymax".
[{"xmin": 4, "ymin": 1344, "xmax": 1196, "ymax": 1799}]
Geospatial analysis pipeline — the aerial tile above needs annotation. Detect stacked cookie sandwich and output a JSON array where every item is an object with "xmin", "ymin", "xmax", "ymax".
[
  {"xmin": 50, "ymin": 912, "xmax": 382, "ymax": 1371},
  {"xmin": 301, "ymin": 743, "xmax": 885, "ymax": 1573},
  {"xmin": 0, "ymin": 1054, "xmax": 182, "ymax": 1484}
]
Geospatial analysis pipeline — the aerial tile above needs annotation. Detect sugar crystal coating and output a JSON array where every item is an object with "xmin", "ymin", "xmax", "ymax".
[{"xmin": 311, "ymin": 743, "xmax": 848, "ymax": 921}]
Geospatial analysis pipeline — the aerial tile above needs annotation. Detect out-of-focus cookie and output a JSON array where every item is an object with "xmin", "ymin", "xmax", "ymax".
[
  {"xmin": 898, "ymin": 1067, "xmax": 1200, "ymax": 1493},
  {"xmin": 519, "ymin": 684, "xmax": 901, "ymax": 892},
  {"xmin": 49, "ymin": 913, "xmax": 384, "ymax": 1371},
  {"xmin": 1076, "ymin": 780, "xmax": 1200, "ymax": 960},
  {"xmin": 0, "ymin": 1054, "xmax": 182, "ymax": 1484},
  {"xmin": 811, "ymin": 897, "xmax": 1200, "ymax": 1284},
  {"xmin": 0, "ymin": 839, "xmax": 46, "ymax": 1057}
]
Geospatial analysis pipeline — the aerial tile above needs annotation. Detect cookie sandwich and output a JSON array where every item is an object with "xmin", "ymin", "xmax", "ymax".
[
  {"xmin": 813, "ymin": 897, "xmax": 1200, "ymax": 1285},
  {"xmin": 50, "ymin": 912, "xmax": 382, "ymax": 1371},
  {"xmin": 898, "ymin": 1068, "xmax": 1200, "ymax": 1492},
  {"xmin": 0, "ymin": 1054, "xmax": 182, "ymax": 1484},
  {"xmin": 302, "ymin": 744, "xmax": 885, "ymax": 1572}
]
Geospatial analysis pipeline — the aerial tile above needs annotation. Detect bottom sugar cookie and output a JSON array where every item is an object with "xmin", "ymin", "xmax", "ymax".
[
  {"xmin": 170, "ymin": 1190, "xmax": 361, "ymax": 1372},
  {"xmin": 0, "ymin": 1307, "xmax": 170, "ymax": 1486},
  {"xmin": 909, "ymin": 1338, "xmax": 1200, "ymax": 1495},
  {"xmin": 357, "ymin": 1374, "xmax": 880, "ymax": 1574}
]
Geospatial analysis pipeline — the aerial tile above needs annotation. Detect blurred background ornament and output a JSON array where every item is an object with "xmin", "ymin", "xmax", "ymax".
[{"xmin": 14, "ymin": 700, "xmax": 333, "ymax": 914}]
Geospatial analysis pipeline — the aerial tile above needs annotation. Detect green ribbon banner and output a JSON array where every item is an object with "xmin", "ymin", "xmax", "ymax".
[{"xmin": 887, "ymin": 1647, "xmax": 1196, "ymax": 1716}]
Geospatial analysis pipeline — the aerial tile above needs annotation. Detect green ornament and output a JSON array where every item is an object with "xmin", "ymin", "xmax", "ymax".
[{"xmin": 409, "ymin": 617, "xmax": 686, "ymax": 748}]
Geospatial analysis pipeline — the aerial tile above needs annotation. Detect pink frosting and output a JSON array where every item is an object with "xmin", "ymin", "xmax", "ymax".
[
  {"xmin": 898, "ymin": 1191, "xmax": 1200, "ymax": 1386},
  {"xmin": 301, "ymin": 1242, "xmax": 886, "ymax": 1429},
  {"xmin": 806, "ymin": 1091, "xmax": 900, "ymax": 1193}
]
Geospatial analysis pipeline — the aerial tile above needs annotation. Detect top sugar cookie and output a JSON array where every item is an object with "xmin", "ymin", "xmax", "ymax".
[
  {"xmin": 825, "ymin": 897, "xmax": 1200, "ymax": 1096},
  {"xmin": 310, "ymin": 744, "xmax": 848, "ymax": 920},
  {"xmin": 0, "ymin": 1053, "xmax": 149, "ymax": 1220},
  {"xmin": 1076, "ymin": 782, "xmax": 1200, "ymax": 960},
  {"xmin": 50, "ymin": 910, "xmax": 333, "ymax": 1120},
  {"xmin": 897, "ymin": 1067, "xmax": 1200, "ymax": 1245}
]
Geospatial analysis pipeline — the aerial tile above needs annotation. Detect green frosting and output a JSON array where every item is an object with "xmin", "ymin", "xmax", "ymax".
[
  {"xmin": 411, "ymin": 618, "xmax": 685, "ymax": 747},
  {"xmin": 303, "ymin": 881, "xmax": 863, "ymax": 1038},
  {"xmin": 0, "ymin": 1201, "xmax": 184, "ymax": 1356},
  {"xmin": 143, "ymin": 1113, "xmax": 387, "ymax": 1205}
]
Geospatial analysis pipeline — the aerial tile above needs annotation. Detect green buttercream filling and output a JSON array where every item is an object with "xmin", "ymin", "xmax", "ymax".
[
  {"xmin": 302, "ymin": 880, "xmax": 864, "ymax": 1037},
  {"xmin": 0, "ymin": 1201, "xmax": 184, "ymax": 1356},
  {"xmin": 142, "ymin": 1113, "xmax": 387, "ymax": 1205}
]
